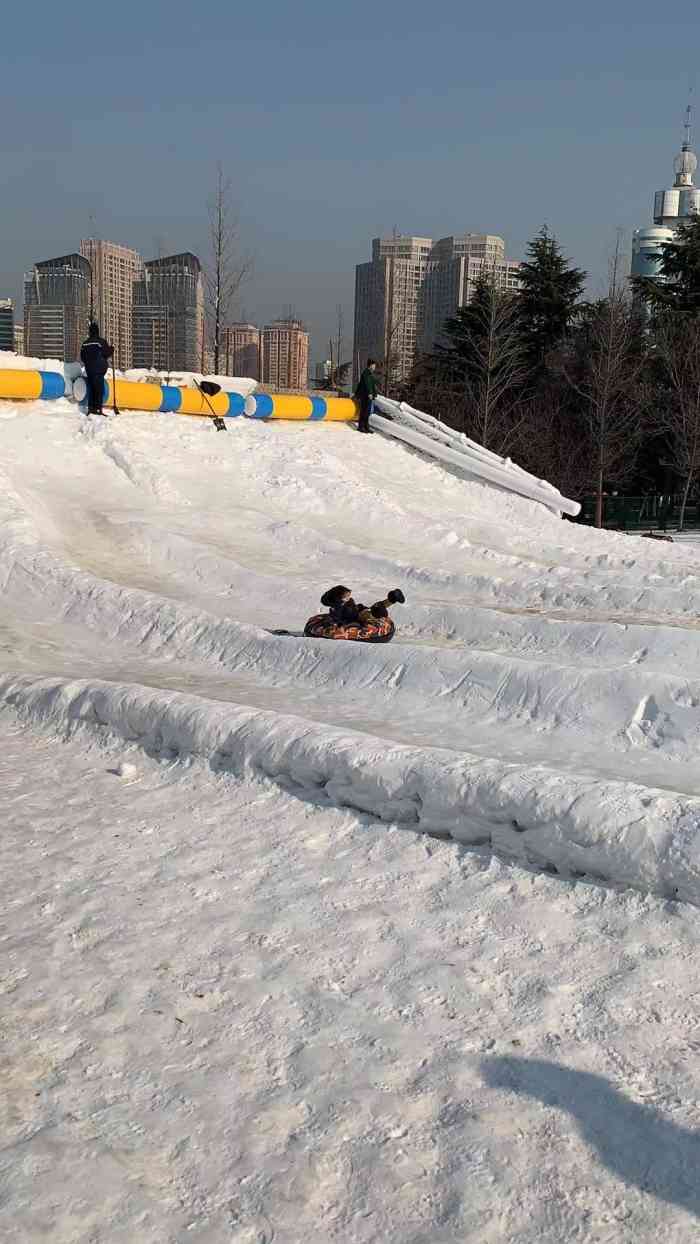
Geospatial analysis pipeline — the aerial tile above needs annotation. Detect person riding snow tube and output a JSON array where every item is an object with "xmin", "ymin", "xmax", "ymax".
[{"xmin": 303, "ymin": 586, "xmax": 405, "ymax": 643}]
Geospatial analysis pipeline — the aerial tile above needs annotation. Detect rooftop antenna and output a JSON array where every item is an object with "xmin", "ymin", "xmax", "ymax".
[{"xmin": 683, "ymin": 88, "xmax": 694, "ymax": 150}]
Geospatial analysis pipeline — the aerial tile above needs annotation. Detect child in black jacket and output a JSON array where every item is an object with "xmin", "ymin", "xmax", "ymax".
[{"xmin": 320, "ymin": 585, "xmax": 405, "ymax": 625}]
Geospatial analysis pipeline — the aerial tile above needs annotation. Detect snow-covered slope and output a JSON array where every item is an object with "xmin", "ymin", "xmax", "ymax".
[
  {"xmin": 1, "ymin": 398, "xmax": 700, "ymax": 898},
  {"xmin": 4, "ymin": 392, "xmax": 700, "ymax": 1241}
]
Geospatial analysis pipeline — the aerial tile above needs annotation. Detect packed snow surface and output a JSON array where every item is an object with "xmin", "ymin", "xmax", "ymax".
[{"xmin": 3, "ymin": 383, "xmax": 700, "ymax": 1241}]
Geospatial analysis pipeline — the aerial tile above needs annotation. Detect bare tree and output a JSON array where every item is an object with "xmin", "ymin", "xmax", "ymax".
[
  {"xmin": 461, "ymin": 281, "xmax": 530, "ymax": 452},
  {"xmin": 206, "ymin": 164, "xmax": 252, "ymax": 373},
  {"xmin": 326, "ymin": 304, "xmax": 351, "ymax": 391},
  {"xmin": 334, "ymin": 303, "xmax": 343, "ymax": 379},
  {"xmin": 509, "ymin": 386, "xmax": 591, "ymax": 501},
  {"xmin": 382, "ymin": 305, "xmax": 413, "ymax": 398},
  {"xmin": 655, "ymin": 314, "xmax": 700, "ymax": 530},
  {"xmin": 404, "ymin": 277, "xmax": 528, "ymax": 447},
  {"xmin": 564, "ymin": 239, "xmax": 644, "ymax": 527},
  {"xmin": 377, "ymin": 253, "xmax": 418, "ymax": 398}
]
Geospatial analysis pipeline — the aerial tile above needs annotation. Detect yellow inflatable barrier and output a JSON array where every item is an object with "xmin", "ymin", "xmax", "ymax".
[
  {"xmin": 0, "ymin": 366, "xmax": 359, "ymax": 423},
  {"xmin": 244, "ymin": 393, "xmax": 357, "ymax": 420},
  {"xmin": 0, "ymin": 369, "xmax": 65, "ymax": 401},
  {"xmin": 72, "ymin": 376, "xmax": 246, "ymax": 417}
]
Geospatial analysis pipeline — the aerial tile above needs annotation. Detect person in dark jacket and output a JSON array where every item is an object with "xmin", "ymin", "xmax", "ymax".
[
  {"xmin": 320, "ymin": 584, "xmax": 405, "ymax": 625},
  {"xmin": 80, "ymin": 322, "xmax": 113, "ymax": 415},
  {"xmin": 354, "ymin": 358, "xmax": 378, "ymax": 434}
]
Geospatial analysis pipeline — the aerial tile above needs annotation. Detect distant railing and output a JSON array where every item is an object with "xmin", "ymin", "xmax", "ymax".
[{"xmin": 579, "ymin": 493, "xmax": 700, "ymax": 531}]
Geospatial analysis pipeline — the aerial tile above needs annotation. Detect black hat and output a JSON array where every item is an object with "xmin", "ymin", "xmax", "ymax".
[
  {"xmin": 387, "ymin": 588, "xmax": 405, "ymax": 605},
  {"xmin": 321, "ymin": 585, "xmax": 351, "ymax": 607}
]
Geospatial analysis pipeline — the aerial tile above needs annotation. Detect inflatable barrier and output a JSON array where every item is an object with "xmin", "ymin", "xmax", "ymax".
[
  {"xmin": 0, "ymin": 369, "xmax": 65, "ymax": 401},
  {"xmin": 245, "ymin": 393, "xmax": 356, "ymax": 421},
  {"xmin": 0, "ymin": 366, "xmax": 358, "ymax": 422},
  {"xmin": 73, "ymin": 376, "xmax": 246, "ymax": 418}
]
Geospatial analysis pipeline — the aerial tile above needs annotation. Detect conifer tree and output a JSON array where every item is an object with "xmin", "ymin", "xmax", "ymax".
[
  {"xmin": 634, "ymin": 213, "xmax": 700, "ymax": 316},
  {"xmin": 518, "ymin": 226, "xmax": 586, "ymax": 371}
]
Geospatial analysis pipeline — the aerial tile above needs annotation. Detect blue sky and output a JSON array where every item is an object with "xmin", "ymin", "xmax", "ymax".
[{"xmin": 2, "ymin": 0, "xmax": 699, "ymax": 365}]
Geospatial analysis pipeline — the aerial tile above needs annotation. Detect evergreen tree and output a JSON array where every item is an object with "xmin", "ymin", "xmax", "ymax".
[
  {"xmin": 518, "ymin": 226, "xmax": 586, "ymax": 371},
  {"xmin": 634, "ymin": 213, "xmax": 700, "ymax": 316},
  {"xmin": 436, "ymin": 276, "xmax": 499, "ymax": 382}
]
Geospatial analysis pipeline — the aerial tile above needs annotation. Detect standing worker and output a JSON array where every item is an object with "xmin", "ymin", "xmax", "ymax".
[
  {"xmin": 354, "ymin": 357, "xmax": 378, "ymax": 434},
  {"xmin": 80, "ymin": 321, "xmax": 113, "ymax": 416}
]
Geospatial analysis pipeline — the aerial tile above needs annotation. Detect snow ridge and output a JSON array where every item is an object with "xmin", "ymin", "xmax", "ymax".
[{"xmin": 4, "ymin": 670, "xmax": 700, "ymax": 904}]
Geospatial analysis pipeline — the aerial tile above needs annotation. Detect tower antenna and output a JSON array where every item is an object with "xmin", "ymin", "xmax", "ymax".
[{"xmin": 683, "ymin": 90, "xmax": 694, "ymax": 150}]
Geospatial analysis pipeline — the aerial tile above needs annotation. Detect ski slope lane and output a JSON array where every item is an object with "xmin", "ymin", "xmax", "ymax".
[{"xmin": 3, "ymin": 402, "xmax": 700, "ymax": 900}]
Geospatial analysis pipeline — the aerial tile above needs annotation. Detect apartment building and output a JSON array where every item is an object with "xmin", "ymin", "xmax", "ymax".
[
  {"xmin": 353, "ymin": 231, "xmax": 522, "ymax": 382},
  {"xmin": 24, "ymin": 253, "xmax": 91, "ymax": 360},
  {"xmin": 418, "ymin": 234, "xmax": 522, "ymax": 353},
  {"xmin": 133, "ymin": 252, "xmax": 204, "ymax": 372},
  {"xmin": 220, "ymin": 323, "xmax": 261, "ymax": 379},
  {"xmin": 260, "ymin": 319, "xmax": 309, "ymax": 390},
  {"xmin": 353, "ymin": 235, "xmax": 433, "ymax": 385},
  {"xmin": 13, "ymin": 323, "xmax": 24, "ymax": 355},
  {"xmin": 0, "ymin": 299, "xmax": 13, "ymax": 352},
  {"xmin": 79, "ymin": 238, "xmax": 144, "ymax": 368}
]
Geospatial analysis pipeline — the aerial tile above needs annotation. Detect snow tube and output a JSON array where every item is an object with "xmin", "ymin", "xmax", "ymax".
[{"xmin": 303, "ymin": 613, "xmax": 396, "ymax": 643}]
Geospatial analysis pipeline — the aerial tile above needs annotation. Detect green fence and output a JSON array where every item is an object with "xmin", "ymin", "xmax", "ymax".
[{"xmin": 579, "ymin": 493, "xmax": 700, "ymax": 531}]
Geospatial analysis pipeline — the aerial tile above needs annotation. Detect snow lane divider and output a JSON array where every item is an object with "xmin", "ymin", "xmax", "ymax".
[{"xmin": 1, "ymin": 672, "xmax": 699, "ymax": 906}]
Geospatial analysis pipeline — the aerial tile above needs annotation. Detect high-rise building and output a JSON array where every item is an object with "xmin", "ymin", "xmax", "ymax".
[
  {"xmin": 13, "ymin": 323, "xmax": 24, "ymax": 355},
  {"xmin": 353, "ymin": 235, "xmax": 433, "ymax": 385},
  {"xmin": 24, "ymin": 253, "xmax": 91, "ymax": 360},
  {"xmin": 0, "ymin": 299, "xmax": 13, "ymax": 352},
  {"xmin": 261, "ymin": 319, "xmax": 309, "ymax": 390},
  {"xmin": 220, "ymin": 323, "xmax": 260, "ymax": 378},
  {"xmin": 133, "ymin": 252, "xmax": 204, "ymax": 372},
  {"xmin": 418, "ymin": 235, "xmax": 522, "ymax": 354},
  {"xmin": 353, "ymin": 232, "xmax": 523, "ymax": 382},
  {"xmin": 632, "ymin": 105, "xmax": 699, "ymax": 281},
  {"xmin": 79, "ymin": 238, "xmax": 144, "ymax": 368}
]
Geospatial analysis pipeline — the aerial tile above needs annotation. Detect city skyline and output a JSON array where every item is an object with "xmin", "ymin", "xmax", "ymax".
[
  {"xmin": 8, "ymin": 97, "xmax": 698, "ymax": 381},
  {"xmin": 1, "ymin": 3, "xmax": 698, "ymax": 368},
  {"xmin": 17, "ymin": 234, "xmax": 312, "ymax": 381}
]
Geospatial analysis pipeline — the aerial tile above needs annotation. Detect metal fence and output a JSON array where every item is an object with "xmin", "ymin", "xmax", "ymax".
[{"xmin": 579, "ymin": 493, "xmax": 700, "ymax": 531}]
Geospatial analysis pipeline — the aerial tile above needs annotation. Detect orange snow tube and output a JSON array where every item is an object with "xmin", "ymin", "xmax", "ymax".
[{"xmin": 303, "ymin": 613, "xmax": 396, "ymax": 643}]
